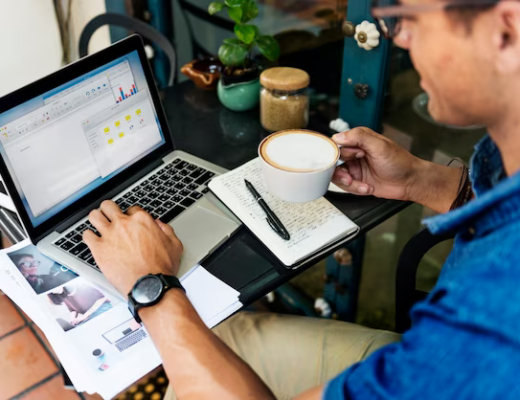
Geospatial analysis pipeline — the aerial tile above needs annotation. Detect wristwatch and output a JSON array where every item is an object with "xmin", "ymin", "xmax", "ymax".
[{"xmin": 128, "ymin": 273, "xmax": 184, "ymax": 323}]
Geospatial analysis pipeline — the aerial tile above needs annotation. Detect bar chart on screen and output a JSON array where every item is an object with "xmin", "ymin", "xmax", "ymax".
[
  {"xmin": 110, "ymin": 68, "xmax": 138, "ymax": 103},
  {"xmin": 113, "ymin": 84, "xmax": 138, "ymax": 103},
  {"xmin": 115, "ymin": 84, "xmax": 137, "ymax": 102}
]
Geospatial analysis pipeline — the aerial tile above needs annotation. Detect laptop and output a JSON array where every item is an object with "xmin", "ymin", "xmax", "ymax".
[
  {"xmin": 103, "ymin": 319, "xmax": 147, "ymax": 352},
  {"xmin": 0, "ymin": 35, "xmax": 241, "ymax": 291}
]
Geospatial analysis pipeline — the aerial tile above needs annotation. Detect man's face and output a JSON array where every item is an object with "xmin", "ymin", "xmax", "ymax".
[
  {"xmin": 18, "ymin": 256, "xmax": 38, "ymax": 277},
  {"xmin": 393, "ymin": 0, "xmax": 497, "ymax": 127}
]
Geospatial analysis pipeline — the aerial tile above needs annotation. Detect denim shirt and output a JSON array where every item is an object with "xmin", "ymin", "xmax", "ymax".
[{"xmin": 325, "ymin": 135, "xmax": 520, "ymax": 399}]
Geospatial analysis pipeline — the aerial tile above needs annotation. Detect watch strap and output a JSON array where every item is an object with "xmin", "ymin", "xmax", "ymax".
[
  {"xmin": 158, "ymin": 274, "xmax": 185, "ymax": 292},
  {"xmin": 128, "ymin": 274, "xmax": 185, "ymax": 323},
  {"xmin": 128, "ymin": 294, "xmax": 142, "ymax": 323}
]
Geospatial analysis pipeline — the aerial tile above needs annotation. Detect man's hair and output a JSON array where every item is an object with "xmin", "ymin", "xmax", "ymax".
[
  {"xmin": 10, "ymin": 253, "xmax": 34, "ymax": 269},
  {"xmin": 447, "ymin": 0, "xmax": 499, "ymax": 31},
  {"xmin": 47, "ymin": 287, "xmax": 70, "ymax": 305}
]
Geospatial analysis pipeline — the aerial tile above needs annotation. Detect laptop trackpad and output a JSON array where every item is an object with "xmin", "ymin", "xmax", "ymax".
[{"xmin": 170, "ymin": 206, "xmax": 238, "ymax": 278}]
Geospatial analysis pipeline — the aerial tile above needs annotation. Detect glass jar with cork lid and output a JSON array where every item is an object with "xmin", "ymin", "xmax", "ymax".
[{"xmin": 260, "ymin": 67, "xmax": 310, "ymax": 132}]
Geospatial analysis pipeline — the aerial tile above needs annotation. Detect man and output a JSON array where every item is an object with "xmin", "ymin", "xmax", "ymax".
[
  {"xmin": 83, "ymin": 0, "xmax": 520, "ymax": 397},
  {"xmin": 47, "ymin": 283, "xmax": 112, "ymax": 328},
  {"xmin": 11, "ymin": 253, "xmax": 77, "ymax": 295}
]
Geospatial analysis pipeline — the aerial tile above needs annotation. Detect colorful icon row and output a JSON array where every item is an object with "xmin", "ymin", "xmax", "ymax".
[
  {"xmin": 107, "ymin": 132, "xmax": 126, "ymax": 145},
  {"xmin": 103, "ymin": 109, "xmax": 142, "ymax": 133}
]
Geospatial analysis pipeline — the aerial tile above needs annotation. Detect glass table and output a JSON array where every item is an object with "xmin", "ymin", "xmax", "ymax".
[{"xmin": 0, "ymin": 80, "xmax": 409, "ymax": 306}]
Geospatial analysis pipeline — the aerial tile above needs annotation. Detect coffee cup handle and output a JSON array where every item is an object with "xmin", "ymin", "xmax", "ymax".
[{"xmin": 336, "ymin": 144, "xmax": 345, "ymax": 167}]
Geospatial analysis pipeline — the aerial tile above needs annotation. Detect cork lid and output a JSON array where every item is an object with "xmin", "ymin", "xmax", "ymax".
[{"xmin": 260, "ymin": 67, "xmax": 310, "ymax": 91}]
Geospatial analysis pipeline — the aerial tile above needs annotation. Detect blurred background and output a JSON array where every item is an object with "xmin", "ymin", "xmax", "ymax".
[
  {"xmin": 0, "ymin": 1, "xmax": 486, "ymax": 398},
  {"xmin": 0, "ymin": 0, "xmax": 486, "ymax": 332}
]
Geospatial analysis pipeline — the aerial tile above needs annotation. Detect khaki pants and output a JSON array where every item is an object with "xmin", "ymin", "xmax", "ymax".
[{"xmin": 165, "ymin": 312, "xmax": 400, "ymax": 400}]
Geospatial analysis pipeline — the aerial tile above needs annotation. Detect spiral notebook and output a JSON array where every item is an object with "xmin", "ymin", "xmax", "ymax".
[{"xmin": 208, "ymin": 158, "xmax": 360, "ymax": 268}]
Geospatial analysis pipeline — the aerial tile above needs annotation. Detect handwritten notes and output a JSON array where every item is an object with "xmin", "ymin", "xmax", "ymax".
[{"xmin": 209, "ymin": 158, "xmax": 359, "ymax": 266}]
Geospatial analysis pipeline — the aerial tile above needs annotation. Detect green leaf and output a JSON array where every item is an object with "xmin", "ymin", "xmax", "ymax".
[
  {"xmin": 208, "ymin": 2, "xmax": 224, "ymax": 15},
  {"xmin": 234, "ymin": 24, "xmax": 257, "ymax": 44},
  {"xmin": 224, "ymin": 38, "xmax": 242, "ymax": 45},
  {"xmin": 225, "ymin": 0, "xmax": 244, "ymax": 7},
  {"xmin": 242, "ymin": 0, "xmax": 259, "ymax": 23},
  {"xmin": 227, "ymin": 6, "xmax": 243, "ymax": 23},
  {"xmin": 256, "ymin": 35, "xmax": 280, "ymax": 61},
  {"xmin": 218, "ymin": 42, "xmax": 249, "ymax": 67}
]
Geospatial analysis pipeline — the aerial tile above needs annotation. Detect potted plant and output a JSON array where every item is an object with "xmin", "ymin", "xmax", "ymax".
[{"xmin": 208, "ymin": 0, "xmax": 280, "ymax": 111}]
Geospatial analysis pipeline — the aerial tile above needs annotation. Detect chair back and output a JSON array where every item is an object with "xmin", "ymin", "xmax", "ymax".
[
  {"xmin": 78, "ymin": 13, "xmax": 177, "ymax": 87},
  {"xmin": 177, "ymin": 0, "xmax": 234, "ymax": 59},
  {"xmin": 395, "ymin": 228, "xmax": 455, "ymax": 333}
]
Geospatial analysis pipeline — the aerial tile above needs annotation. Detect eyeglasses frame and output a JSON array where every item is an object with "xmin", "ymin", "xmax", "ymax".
[{"xmin": 371, "ymin": 0, "xmax": 500, "ymax": 38}]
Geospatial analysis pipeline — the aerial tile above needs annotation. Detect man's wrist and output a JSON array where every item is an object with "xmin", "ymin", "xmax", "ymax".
[
  {"xmin": 138, "ymin": 288, "xmax": 190, "ymax": 322},
  {"xmin": 408, "ymin": 159, "xmax": 461, "ymax": 214},
  {"xmin": 128, "ymin": 273, "xmax": 185, "ymax": 323}
]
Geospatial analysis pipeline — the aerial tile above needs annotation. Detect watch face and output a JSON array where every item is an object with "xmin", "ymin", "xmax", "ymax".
[{"xmin": 132, "ymin": 275, "xmax": 163, "ymax": 305}]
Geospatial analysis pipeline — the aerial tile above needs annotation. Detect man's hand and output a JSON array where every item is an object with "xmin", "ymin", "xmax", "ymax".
[
  {"xmin": 332, "ymin": 127, "xmax": 421, "ymax": 199},
  {"xmin": 82, "ymin": 203, "xmax": 275, "ymax": 399},
  {"xmin": 83, "ymin": 201, "xmax": 183, "ymax": 296},
  {"xmin": 70, "ymin": 314, "xmax": 87, "ymax": 326},
  {"xmin": 332, "ymin": 127, "xmax": 462, "ymax": 213}
]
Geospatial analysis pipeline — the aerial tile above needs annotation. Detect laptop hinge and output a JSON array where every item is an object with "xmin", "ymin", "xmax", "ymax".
[{"xmin": 53, "ymin": 159, "xmax": 164, "ymax": 235}]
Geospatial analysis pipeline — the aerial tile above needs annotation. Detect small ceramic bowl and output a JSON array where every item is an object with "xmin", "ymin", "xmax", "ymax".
[{"xmin": 181, "ymin": 58, "xmax": 223, "ymax": 90}]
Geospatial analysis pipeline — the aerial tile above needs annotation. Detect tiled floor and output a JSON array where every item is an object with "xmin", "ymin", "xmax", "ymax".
[
  {"xmin": 0, "ymin": 291, "xmax": 83, "ymax": 400},
  {"xmin": 0, "ymin": 290, "xmax": 165, "ymax": 400}
]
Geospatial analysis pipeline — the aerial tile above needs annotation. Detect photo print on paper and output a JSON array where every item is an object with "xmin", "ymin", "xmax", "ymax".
[
  {"xmin": 8, "ymin": 244, "xmax": 78, "ymax": 295},
  {"xmin": 45, "ymin": 280, "xmax": 114, "ymax": 332},
  {"xmin": 102, "ymin": 318, "xmax": 147, "ymax": 352}
]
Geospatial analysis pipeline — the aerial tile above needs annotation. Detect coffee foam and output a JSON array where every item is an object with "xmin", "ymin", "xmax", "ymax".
[{"xmin": 261, "ymin": 131, "xmax": 338, "ymax": 172}]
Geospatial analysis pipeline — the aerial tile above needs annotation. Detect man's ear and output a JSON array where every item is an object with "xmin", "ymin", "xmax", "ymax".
[{"xmin": 492, "ymin": 1, "xmax": 520, "ymax": 74}]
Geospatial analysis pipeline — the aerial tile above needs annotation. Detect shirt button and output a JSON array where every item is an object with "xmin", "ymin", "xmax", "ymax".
[
  {"xmin": 466, "ymin": 226, "xmax": 476, "ymax": 238},
  {"xmin": 460, "ymin": 226, "xmax": 476, "ymax": 240}
]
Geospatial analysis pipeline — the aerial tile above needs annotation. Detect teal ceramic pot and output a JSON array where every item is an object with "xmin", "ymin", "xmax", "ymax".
[{"xmin": 217, "ymin": 78, "xmax": 261, "ymax": 112}]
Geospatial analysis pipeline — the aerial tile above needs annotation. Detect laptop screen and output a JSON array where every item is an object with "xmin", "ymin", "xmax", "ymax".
[{"xmin": 0, "ymin": 50, "xmax": 165, "ymax": 227}]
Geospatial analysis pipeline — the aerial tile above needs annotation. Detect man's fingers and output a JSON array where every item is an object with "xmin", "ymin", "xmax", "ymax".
[
  {"xmin": 89, "ymin": 209, "xmax": 111, "ymax": 234},
  {"xmin": 332, "ymin": 127, "xmax": 379, "ymax": 151},
  {"xmin": 335, "ymin": 160, "xmax": 363, "ymax": 182},
  {"xmin": 156, "ymin": 220, "xmax": 182, "ymax": 247},
  {"xmin": 126, "ymin": 205, "xmax": 144, "ymax": 216},
  {"xmin": 332, "ymin": 168, "xmax": 373, "ymax": 195},
  {"xmin": 340, "ymin": 147, "xmax": 365, "ymax": 161},
  {"xmin": 155, "ymin": 219, "xmax": 173, "ymax": 234},
  {"xmin": 100, "ymin": 200, "xmax": 123, "ymax": 222},
  {"xmin": 156, "ymin": 220, "xmax": 183, "ymax": 253},
  {"xmin": 345, "ymin": 160, "xmax": 364, "ymax": 181},
  {"xmin": 333, "ymin": 167, "xmax": 352, "ymax": 185},
  {"xmin": 83, "ymin": 229, "xmax": 100, "ymax": 249},
  {"xmin": 332, "ymin": 176, "xmax": 373, "ymax": 195},
  {"xmin": 155, "ymin": 219, "xmax": 180, "ymax": 243}
]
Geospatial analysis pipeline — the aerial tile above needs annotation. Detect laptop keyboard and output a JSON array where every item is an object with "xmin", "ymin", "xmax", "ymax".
[
  {"xmin": 115, "ymin": 329, "xmax": 148, "ymax": 352},
  {"xmin": 52, "ymin": 157, "xmax": 215, "ymax": 269}
]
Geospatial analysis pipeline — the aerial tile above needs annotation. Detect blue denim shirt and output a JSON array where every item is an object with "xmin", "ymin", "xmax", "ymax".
[{"xmin": 325, "ymin": 135, "xmax": 520, "ymax": 399}]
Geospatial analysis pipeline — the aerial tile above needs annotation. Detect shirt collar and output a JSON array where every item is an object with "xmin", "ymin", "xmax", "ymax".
[{"xmin": 424, "ymin": 135, "xmax": 520, "ymax": 235}]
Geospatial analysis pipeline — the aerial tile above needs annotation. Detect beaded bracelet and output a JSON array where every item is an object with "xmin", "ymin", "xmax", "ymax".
[{"xmin": 450, "ymin": 165, "xmax": 472, "ymax": 211}]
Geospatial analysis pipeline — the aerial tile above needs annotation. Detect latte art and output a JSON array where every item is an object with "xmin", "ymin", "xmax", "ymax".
[{"xmin": 260, "ymin": 130, "xmax": 339, "ymax": 172}]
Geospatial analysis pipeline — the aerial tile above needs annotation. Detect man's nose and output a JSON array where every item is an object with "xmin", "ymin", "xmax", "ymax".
[{"xmin": 394, "ymin": 28, "xmax": 411, "ymax": 50}]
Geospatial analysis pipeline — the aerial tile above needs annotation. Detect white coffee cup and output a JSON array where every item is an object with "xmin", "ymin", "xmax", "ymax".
[{"xmin": 258, "ymin": 129, "xmax": 340, "ymax": 203}]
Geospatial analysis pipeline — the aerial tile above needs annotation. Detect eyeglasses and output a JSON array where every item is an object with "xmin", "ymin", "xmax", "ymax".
[
  {"xmin": 372, "ymin": 0, "xmax": 500, "ymax": 39},
  {"xmin": 19, "ymin": 260, "xmax": 41, "ymax": 268}
]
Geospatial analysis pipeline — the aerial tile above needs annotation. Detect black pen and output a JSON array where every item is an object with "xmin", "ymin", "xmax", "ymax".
[{"xmin": 244, "ymin": 179, "xmax": 290, "ymax": 241}]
